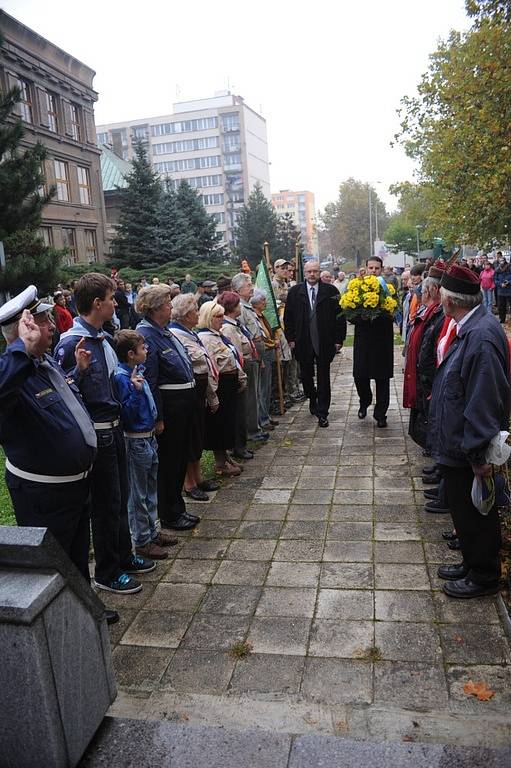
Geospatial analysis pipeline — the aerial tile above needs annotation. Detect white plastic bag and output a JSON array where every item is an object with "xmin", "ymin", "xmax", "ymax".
[{"xmin": 485, "ymin": 431, "xmax": 511, "ymax": 466}]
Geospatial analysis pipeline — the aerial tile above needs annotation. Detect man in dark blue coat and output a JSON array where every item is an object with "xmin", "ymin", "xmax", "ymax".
[{"xmin": 430, "ymin": 265, "xmax": 510, "ymax": 598}]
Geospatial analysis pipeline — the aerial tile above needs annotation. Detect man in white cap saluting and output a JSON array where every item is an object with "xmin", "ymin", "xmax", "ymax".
[{"xmin": 0, "ymin": 286, "xmax": 118, "ymax": 623}]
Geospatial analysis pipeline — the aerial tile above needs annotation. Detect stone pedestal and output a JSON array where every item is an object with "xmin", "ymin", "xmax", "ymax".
[{"xmin": 0, "ymin": 527, "xmax": 116, "ymax": 768}]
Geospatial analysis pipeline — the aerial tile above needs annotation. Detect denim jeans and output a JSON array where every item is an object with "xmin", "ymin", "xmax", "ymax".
[
  {"xmin": 125, "ymin": 436, "xmax": 159, "ymax": 547},
  {"xmin": 258, "ymin": 347, "xmax": 275, "ymax": 426},
  {"xmin": 482, "ymin": 288, "xmax": 494, "ymax": 314}
]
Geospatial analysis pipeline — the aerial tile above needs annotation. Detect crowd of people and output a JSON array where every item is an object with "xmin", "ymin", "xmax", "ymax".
[{"xmin": 0, "ymin": 249, "xmax": 508, "ymax": 633}]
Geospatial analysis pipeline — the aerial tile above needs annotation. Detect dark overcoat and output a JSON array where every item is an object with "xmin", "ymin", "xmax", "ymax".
[
  {"xmin": 284, "ymin": 282, "xmax": 346, "ymax": 364},
  {"xmin": 352, "ymin": 315, "xmax": 394, "ymax": 379}
]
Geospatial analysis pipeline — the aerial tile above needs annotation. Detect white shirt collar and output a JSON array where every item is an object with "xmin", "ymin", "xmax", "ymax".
[{"xmin": 456, "ymin": 304, "xmax": 480, "ymax": 334}]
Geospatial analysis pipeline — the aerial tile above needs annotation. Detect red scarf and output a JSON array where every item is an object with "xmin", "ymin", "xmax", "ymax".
[{"xmin": 403, "ymin": 302, "xmax": 439, "ymax": 409}]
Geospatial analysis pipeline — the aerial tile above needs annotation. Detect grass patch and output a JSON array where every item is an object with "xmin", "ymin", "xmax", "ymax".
[
  {"xmin": 0, "ymin": 448, "xmax": 15, "ymax": 526},
  {"xmin": 229, "ymin": 640, "xmax": 253, "ymax": 660}
]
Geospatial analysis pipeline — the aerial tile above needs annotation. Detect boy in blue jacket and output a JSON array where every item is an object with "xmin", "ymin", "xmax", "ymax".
[{"xmin": 114, "ymin": 330, "xmax": 177, "ymax": 559}]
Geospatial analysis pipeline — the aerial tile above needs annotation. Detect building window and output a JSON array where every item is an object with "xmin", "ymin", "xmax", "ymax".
[
  {"xmin": 224, "ymin": 135, "xmax": 241, "ymax": 152},
  {"xmin": 211, "ymin": 212, "xmax": 225, "ymax": 224},
  {"xmin": 45, "ymin": 92, "xmax": 58, "ymax": 133},
  {"xmin": 70, "ymin": 103, "xmax": 81, "ymax": 141},
  {"xmin": 62, "ymin": 228, "xmax": 77, "ymax": 263},
  {"xmin": 85, "ymin": 230, "xmax": 97, "ymax": 262},
  {"xmin": 96, "ymin": 131, "xmax": 109, "ymax": 145},
  {"xmin": 54, "ymin": 160, "xmax": 70, "ymax": 202},
  {"xmin": 39, "ymin": 226, "xmax": 53, "ymax": 247},
  {"xmin": 222, "ymin": 113, "xmax": 240, "ymax": 132},
  {"xmin": 224, "ymin": 153, "xmax": 241, "ymax": 166},
  {"xmin": 151, "ymin": 117, "xmax": 217, "ymax": 137},
  {"xmin": 77, "ymin": 166, "xmax": 91, "ymax": 205},
  {"xmin": 132, "ymin": 126, "xmax": 148, "ymax": 140},
  {"xmin": 16, "ymin": 78, "xmax": 33, "ymax": 123},
  {"xmin": 202, "ymin": 193, "xmax": 224, "ymax": 206},
  {"xmin": 154, "ymin": 156, "xmax": 221, "ymax": 174},
  {"xmin": 153, "ymin": 136, "xmax": 219, "ymax": 155}
]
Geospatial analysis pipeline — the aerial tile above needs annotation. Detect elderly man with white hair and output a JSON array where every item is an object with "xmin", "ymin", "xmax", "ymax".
[{"xmin": 333, "ymin": 271, "xmax": 348, "ymax": 294}]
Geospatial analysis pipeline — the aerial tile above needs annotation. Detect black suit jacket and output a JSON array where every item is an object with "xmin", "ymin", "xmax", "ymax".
[{"xmin": 284, "ymin": 282, "xmax": 346, "ymax": 364}]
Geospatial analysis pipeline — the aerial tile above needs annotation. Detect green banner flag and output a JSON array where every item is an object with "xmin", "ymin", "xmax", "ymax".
[{"xmin": 255, "ymin": 260, "xmax": 281, "ymax": 331}]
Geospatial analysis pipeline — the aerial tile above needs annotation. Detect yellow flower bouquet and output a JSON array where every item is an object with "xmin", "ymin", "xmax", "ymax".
[{"xmin": 339, "ymin": 275, "xmax": 397, "ymax": 321}]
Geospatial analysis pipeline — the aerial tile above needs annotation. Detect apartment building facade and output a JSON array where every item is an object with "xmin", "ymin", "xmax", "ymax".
[
  {"xmin": 97, "ymin": 92, "xmax": 271, "ymax": 251},
  {"xmin": 0, "ymin": 10, "xmax": 106, "ymax": 264},
  {"xmin": 272, "ymin": 189, "xmax": 318, "ymax": 258}
]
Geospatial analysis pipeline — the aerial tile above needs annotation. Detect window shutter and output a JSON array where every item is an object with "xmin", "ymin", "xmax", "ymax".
[
  {"xmin": 36, "ymin": 87, "xmax": 49, "ymax": 127},
  {"xmin": 83, "ymin": 108, "xmax": 96, "ymax": 144},
  {"xmin": 62, "ymin": 99, "xmax": 73, "ymax": 137},
  {"xmin": 5, "ymin": 72, "xmax": 22, "ymax": 116}
]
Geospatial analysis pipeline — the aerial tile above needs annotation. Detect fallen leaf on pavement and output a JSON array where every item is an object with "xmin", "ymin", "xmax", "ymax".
[{"xmin": 463, "ymin": 680, "xmax": 495, "ymax": 701}]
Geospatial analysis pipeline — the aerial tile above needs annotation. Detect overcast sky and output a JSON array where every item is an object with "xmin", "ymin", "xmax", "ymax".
[{"xmin": 4, "ymin": 0, "xmax": 469, "ymax": 212}]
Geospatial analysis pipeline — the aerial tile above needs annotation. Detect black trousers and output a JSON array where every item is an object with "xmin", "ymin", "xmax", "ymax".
[
  {"xmin": 7, "ymin": 472, "xmax": 92, "ymax": 584},
  {"xmin": 498, "ymin": 294, "xmax": 511, "ymax": 323},
  {"xmin": 354, "ymin": 377, "xmax": 390, "ymax": 419},
  {"xmin": 157, "ymin": 388, "xmax": 195, "ymax": 524},
  {"xmin": 441, "ymin": 464, "xmax": 501, "ymax": 585},
  {"xmin": 90, "ymin": 425, "xmax": 133, "ymax": 584},
  {"xmin": 299, "ymin": 357, "xmax": 331, "ymax": 418}
]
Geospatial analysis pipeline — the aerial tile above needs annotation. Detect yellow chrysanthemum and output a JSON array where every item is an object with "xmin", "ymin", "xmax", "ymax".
[{"xmin": 387, "ymin": 283, "xmax": 396, "ymax": 295}]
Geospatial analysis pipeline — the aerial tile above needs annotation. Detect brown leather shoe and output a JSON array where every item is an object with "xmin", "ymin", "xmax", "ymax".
[
  {"xmin": 135, "ymin": 542, "xmax": 169, "ymax": 560},
  {"xmin": 153, "ymin": 531, "xmax": 179, "ymax": 547}
]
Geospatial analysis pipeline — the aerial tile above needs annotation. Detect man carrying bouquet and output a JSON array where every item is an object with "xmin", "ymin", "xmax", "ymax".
[{"xmin": 341, "ymin": 256, "xmax": 397, "ymax": 428}]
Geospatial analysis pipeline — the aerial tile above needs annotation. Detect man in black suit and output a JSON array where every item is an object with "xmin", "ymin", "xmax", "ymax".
[{"xmin": 284, "ymin": 261, "xmax": 346, "ymax": 427}]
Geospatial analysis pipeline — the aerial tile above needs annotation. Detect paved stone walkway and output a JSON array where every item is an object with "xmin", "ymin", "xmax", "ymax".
[{"xmin": 101, "ymin": 350, "xmax": 511, "ymax": 750}]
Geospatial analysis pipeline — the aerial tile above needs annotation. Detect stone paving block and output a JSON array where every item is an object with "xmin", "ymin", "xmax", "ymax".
[
  {"xmin": 160, "ymin": 649, "xmax": 236, "ymax": 694},
  {"xmin": 266, "ymin": 561, "xmax": 321, "ymax": 588},
  {"xmin": 375, "ymin": 563, "xmax": 430, "ymax": 590},
  {"xmin": 161, "ymin": 559, "xmax": 219, "ymax": 584},
  {"xmin": 316, "ymin": 589, "xmax": 374, "ymax": 620},
  {"xmin": 374, "ymin": 541, "xmax": 425, "ymax": 564},
  {"xmin": 320, "ymin": 563, "xmax": 374, "ymax": 589},
  {"xmin": 309, "ymin": 619, "xmax": 374, "ymax": 658},
  {"xmin": 375, "ymin": 621, "xmax": 443, "ymax": 662},
  {"xmin": 100, "ymin": 581, "xmax": 157, "ymax": 611},
  {"xmin": 195, "ymin": 520, "xmax": 239, "ymax": 539},
  {"xmin": 253, "ymin": 489, "xmax": 293, "ymax": 505},
  {"xmin": 143, "ymin": 583, "xmax": 207, "ymax": 613},
  {"xmin": 330, "ymin": 505, "xmax": 374, "ymax": 521},
  {"xmin": 292, "ymin": 489, "xmax": 334, "ymax": 505},
  {"xmin": 244, "ymin": 505, "xmax": 288, "ymax": 520},
  {"xmin": 226, "ymin": 539, "xmax": 277, "ymax": 561},
  {"xmin": 178, "ymin": 539, "xmax": 230, "ymax": 560},
  {"xmin": 374, "ymin": 660, "xmax": 449, "ymax": 709},
  {"xmin": 301, "ymin": 657, "xmax": 373, "ymax": 705},
  {"xmin": 327, "ymin": 522, "xmax": 373, "ymax": 540},
  {"xmin": 439, "ymin": 624, "xmax": 511, "ymax": 665},
  {"xmin": 374, "ymin": 523, "xmax": 420, "ymax": 541},
  {"xmin": 280, "ymin": 520, "xmax": 328, "ymax": 540},
  {"xmin": 446, "ymin": 664, "xmax": 511, "ymax": 714},
  {"xmin": 323, "ymin": 541, "xmax": 372, "ymax": 562},
  {"xmin": 180, "ymin": 614, "xmax": 250, "ymax": 651},
  {"xmin": 260, "ymin": 476, "xmax": 298, "ymax": 489},
  {"xmin": 432, "ymin": 592, "xmax": 501, "ymax": 624},
  {"xmin": 121, "ymin": 611, "xmax": 192, "ymax": 648},
  {"xmin": 373, "ymin": 490, "xmax": 414, "ymax": 505},
  {"xmin": 199, "ymin": 585, "xmax": 262, "ymax": 615},
  {"xmin": 256, "ymin": 587, "xmax": 317, "ymax": 618},
  {"xmin": 286, "ymin": 505, "xmax": 330, "ymax": 521},
  {"xmin": 373, "ymin": 476, "xmax": 413, "ymax": 490},
  {"xmin": 334, "ymin": 476, "xmax": 373, "ymax": 490},
  {"xmin": 301, "ymin": 465, "xmax": 338, "ymax": 477},
  {"xmin": 375, "ymin": 590, "xmax": 435, "ymax": 622},
  {"xmin": 107, "ymin": 608, "xmax": 137, "ymax": 647},
  {"xmin": 333, "ymin": 490, "xmax": 373, "ymax": 505},
  {"xmin": 295, "ymin": 476, "xmax": 336, "ymax": 490},
  {"xmin": 228, "ymin": 653, "xmax": 305, "ymax": 695},
  {"xmin": 274, "ymin": 540, "xmax": 324, "ymax": 561},
  {"xmin": 236, "ymin": 521, "xmax": 283, "ymax": 539},
  {"xmin": 374, "ymin": 456, "xmax": 408, "ymax": 466},
  {"xmin": 423, "ymin": 541, "xmax": 461, "ymax": 565},
  {"xmin": 112, "ymin": 645, "xmax": 173, "ymax": 690},
  {"xmin": 335, "ymin": 465, "xmax": 374, "ymax": 477},
  {"xmin": 373, "ymin": 505, "xmax": 418, "ymax": 522},
  {"xmin": 247, "ymin": 617, "xmax": 311, "ymax": 655},
  {"xmin": 196, "ymin": 504, "xmax": 247, "ymax": 520},
  {"xmin": 212, "ymin": 561, "xmax": 269, "ymax": 586}
]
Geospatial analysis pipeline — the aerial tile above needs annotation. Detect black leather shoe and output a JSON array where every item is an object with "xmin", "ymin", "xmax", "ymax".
[
  {"xmin": 423, "ymin": 488, "xmax": 439, "ymax": 500},
  {"xmin": 166, "ymin": 514, "xmax": 198, "ymax": 531},
  {"xmin": 269, "ymin": 419, "xmax": 279, "ymax": 426},
  {"xmin": 318, "ymin": 417, "xmax": 329, "ymax": 428},
  {"xmin": 234, "ymin": 450, "xmax": 254, "ymax": 460},
  {"xmin": 442, "ymin": 577, "xmax": 499, "ymax": 599},
  {"xmin": 376, "ymin": 417, "xmax": 387, "ymax": 428},
  {"xmin": 198, "ymin": 479, "xmax": 220, "ymax": 492},
  {"xmin": 437, "ymin": 562, "xmax": 469, "ymax": 580},
  {"xmin": 442, "ymin": 529, "xmax": 457, "ymax": 541},
  {"xmin": 104, "ymin": 609, "xmax": 120, "ymax": 625},
  {"xmin": 447, "ymin": 537, "xmax": 461, "ymax": 550},
  {"xmin": 185, "ymin": 487, "xmax": 209, "ymax": 501},
  {"xmin": 309, "ymin": 402, "xmax": 318, "ymax": 416},
  {"xmin": 424, "ymin": 500, "xmax": 450, "ymax": 514},
  {"xmin": 184, "ymin": 512, "xmax": 200, "ymax": 523},
  {"xmin": 422, "ymin": 465, "xmax": 438, "ymax": 475},
  {"xmin": 422, "ymin": 472, "xmax": 442, "ymax": 484},
  {"xmin": 250, "ymin": 433, "xmax": 269, "ymax": 442},
  {"xmin": 357, "ymin": 407, "xmax": 367, "ymax": 419}
]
